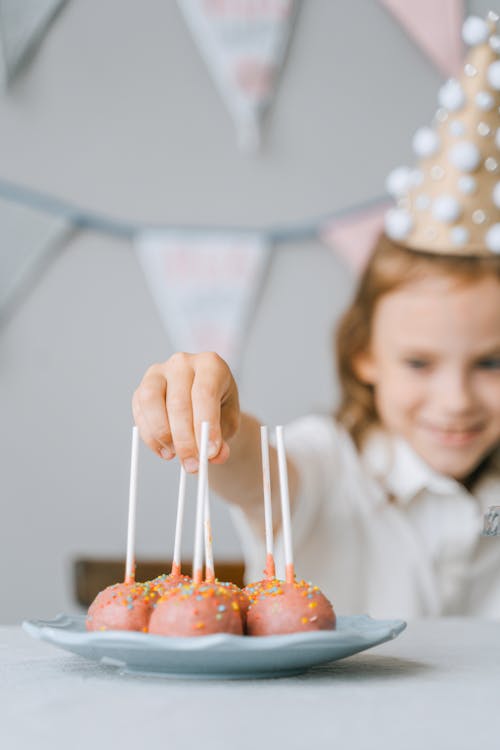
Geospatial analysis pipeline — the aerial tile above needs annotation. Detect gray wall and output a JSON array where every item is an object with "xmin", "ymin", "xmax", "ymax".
[{"xmin": 0, "ymin": 0, "xmax": 488, "ymax": 623}]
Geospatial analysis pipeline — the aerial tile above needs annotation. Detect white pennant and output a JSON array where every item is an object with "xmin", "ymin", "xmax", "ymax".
[
  {"xmin": 0, "ymin": 0, "xmax": 67, "ymax": 85},
  {"xmin": 177, "ymin": 0, "xmax": 299, "ymax": 152},
  {"xmin": 135, "ymin": 230, "xmax": 271, "ymax": 372}
]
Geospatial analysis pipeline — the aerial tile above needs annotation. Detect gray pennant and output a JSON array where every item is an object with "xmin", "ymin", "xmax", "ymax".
[
  {"xmin": 0, "ymin": 198, "xmax": 73, "ymax": 324},
  {"xmin": 0, "ymin": 0, "xmax": 67, "ymax": 85}
]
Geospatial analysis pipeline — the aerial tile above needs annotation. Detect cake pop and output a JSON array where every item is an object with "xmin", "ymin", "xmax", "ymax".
[
  {"xmin": 242, "ymin": 425, "xmax": 279, "ymax": 614},
  {"xmin": 244, "ymin": 425, "xmax": 336, "ymax": 636},
  {"xmin": 87, "ymin": 426, "xmax": 153, "ymax": 632},
  {"xmin": 202, "ymin": 474, "xmax": 250, "ymax": 620},
  {"xmin": 148, "ymin": 580, "xmax": 243, "ymax": 636},
  {"xmin": 149, "ymin": 421, "xmax": 244, "ymax": 636},
  {"xmin": 86, "ymin": 580, "xmax": 156, "ymax": 632},
  {"xmin": 87, "ymin": 449, "xmax": 193, "ymax": 631},
  {"xmin": 244, "ymin": 578, "xmax": 335, "ymax": 636}
]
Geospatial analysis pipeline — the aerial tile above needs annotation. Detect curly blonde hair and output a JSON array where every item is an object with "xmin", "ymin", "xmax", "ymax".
[{"xmin": 335, "ymin": 233, "xmax": 500, "ymax": 448}]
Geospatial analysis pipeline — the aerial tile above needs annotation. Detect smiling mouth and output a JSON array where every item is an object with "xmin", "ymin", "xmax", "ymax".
[{"xmin": 420, "ymin": 422, "xmax": 484, "ymax": 446}]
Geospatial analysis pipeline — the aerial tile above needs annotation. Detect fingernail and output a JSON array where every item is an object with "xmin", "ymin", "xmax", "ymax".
[
  {"xmin": 160, "ymin": 446, "xmax": 175, "ymax": 460},
  {"xmin": 208, "ymin": 441, "xmax": 219, "ymax": 459},
  {"xmin": 183, "ymin": 457, "xmax": 199, "ymax": 473}
]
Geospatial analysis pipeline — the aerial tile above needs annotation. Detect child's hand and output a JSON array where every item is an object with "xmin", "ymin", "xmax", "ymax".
[{"xmin": 132, "ymin": 352, "xmax": 240, "ymax": 473}]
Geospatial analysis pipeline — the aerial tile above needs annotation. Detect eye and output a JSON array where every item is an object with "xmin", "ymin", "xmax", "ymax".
[
  {"xmin": 477, "ymin": 358, "xmax": 500, "ymax": 370},
  {"xmin": 404, "ymin": 358, "xmax": 430, "ymax": 370}
]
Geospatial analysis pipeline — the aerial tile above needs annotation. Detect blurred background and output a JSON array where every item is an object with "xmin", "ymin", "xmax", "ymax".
[{"xmin": 0, "ymin": 0, "xmax": 493, "ymax": 623}]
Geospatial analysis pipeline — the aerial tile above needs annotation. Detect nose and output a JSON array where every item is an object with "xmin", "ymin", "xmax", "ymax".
[{"xmin": 436, "ymin": 369, "xmax": 476, "ymax": 416}]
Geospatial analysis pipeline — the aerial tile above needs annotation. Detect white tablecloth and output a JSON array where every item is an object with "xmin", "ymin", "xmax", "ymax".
[{"xmin": 1, "ymin": 619, "xmax": 498, "ymax": 750}]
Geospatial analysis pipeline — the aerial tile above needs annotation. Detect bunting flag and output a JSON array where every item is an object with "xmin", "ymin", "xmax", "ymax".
[
  {"xmin": 0, "ymin": 0, "xmax": 67, "ymax": 86},
  {"xmin": 0, "ymin": 197, "xmax": 72, "ymax": 322},
  {"xmin": 379, "ymin": 0, "xmax": 463, "ymax": 77},
  {"xmin": 177, "ymin": 0, "xmax": 298, "ymax": 151},
  {"xmin": 135, "ymin": 231, "xmax": 271, "ymax": 371},
  {"xmin": 320, "ymin": 203, "xmax": 390, "ymax": 274}
]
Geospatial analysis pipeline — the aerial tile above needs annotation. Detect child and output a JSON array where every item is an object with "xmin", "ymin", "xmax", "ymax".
[{"xmin": 132, "ymin": 15, "xmax": 500, "ymax": 619}]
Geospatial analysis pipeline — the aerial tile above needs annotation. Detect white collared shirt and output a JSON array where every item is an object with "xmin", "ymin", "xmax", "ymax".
[{"xmin": 231, "ymin": 415, "xmax": 500, "ymax": 619}]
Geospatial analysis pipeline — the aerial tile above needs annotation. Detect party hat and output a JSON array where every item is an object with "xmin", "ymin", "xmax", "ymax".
[{"xmin": 385, "ymin": 12, "xmax": 500, "ymax": 256}]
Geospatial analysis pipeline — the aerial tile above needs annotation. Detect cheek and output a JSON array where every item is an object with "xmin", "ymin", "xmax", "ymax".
[
  {"xmin": 375, "ymin": 366, "xmax": 426, "ymax": 413},
  {"xmin": 374, "ymin": 375, "xmax": 425, "ymax": 428},
  {"xmin": 479, "ymin": 377, "xmax": 500, "ymax": 417}
]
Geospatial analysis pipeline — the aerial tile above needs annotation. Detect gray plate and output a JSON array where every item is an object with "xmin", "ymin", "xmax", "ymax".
[{"xmin": 23, "ymin": 613, "xmax": 406, "ymax": 679}]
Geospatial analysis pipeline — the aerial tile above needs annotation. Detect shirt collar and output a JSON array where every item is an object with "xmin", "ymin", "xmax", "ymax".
[{"xmin": 361, "ymin": 428, "xmax": 464, "ymax": 504}]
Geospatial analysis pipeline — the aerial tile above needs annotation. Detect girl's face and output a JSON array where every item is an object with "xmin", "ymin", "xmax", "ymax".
[{"xmin": 357, "ymin": 274, "xmax": 500, "ymax": 480}]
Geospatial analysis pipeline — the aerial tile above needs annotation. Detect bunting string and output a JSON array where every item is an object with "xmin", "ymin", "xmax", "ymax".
[{"xmin": 0, "ymin": 178, "xmax": 387, "ymax": 244}]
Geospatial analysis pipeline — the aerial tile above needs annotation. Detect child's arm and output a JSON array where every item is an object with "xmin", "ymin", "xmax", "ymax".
[{"xmin": 132, "ymin": 352, "xmax": 299, "ymax": 537}]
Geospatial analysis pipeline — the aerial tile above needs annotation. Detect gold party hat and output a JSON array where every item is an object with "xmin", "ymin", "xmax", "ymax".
[{"xmin": 385, "ymin": 12, "xmax": 500, "ymax": 256}]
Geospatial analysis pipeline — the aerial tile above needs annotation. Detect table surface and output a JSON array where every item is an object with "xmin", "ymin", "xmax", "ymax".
[{"xmin": 1, "ymin": 618, "xmax": 499, "ymax": 750}]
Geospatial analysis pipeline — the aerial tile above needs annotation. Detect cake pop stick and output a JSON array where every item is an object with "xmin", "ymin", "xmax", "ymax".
[
  {"xmin": 192, "ymin": 421, "xmax": 210, "ymax": 584},
  {"xmin": 204, "ymin": 478, "xmax": 215, "ymax": 583},
  {"xmin": 260, "ymin": 425, "xmax": 276, "ymax": 579},
  {"xmin": 171, "ymin": 465, "xmax": 187, "ymax": 577},
  {"xmin": 125, "ymin": 425, "xmax": 139, "ymax": 583},
  {"xmin": 275, "ymin": 425, "xmax": 295, "ymax": 584},
  {"xmin": 149, "ymin": 462, "xmax": 191, "ymax": 596}
]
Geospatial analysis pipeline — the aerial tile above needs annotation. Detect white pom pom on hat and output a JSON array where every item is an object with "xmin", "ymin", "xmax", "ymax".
[
  {"xmin": 438, "ymin": 79, "xmax": 466, "ymax": 111},
  {"xmin": 485, "ymin": 223, "xmax": 500, "ymax": 252},
  {"xmin": 448, "ymin": 141, "xmax": 481, "ymax": 172},
  {"xmin": 432, "ymin": 195, "xmax": 462, "ymax": 223},
  {"xmin": 384, "ymin": 209, "xmax": 413, "ymax": 240},
  {"xmin": 462, "ymin": 16, "xmax": 489, "ymax": 46},
  {"xmin": 385, "ymin": 166, "xmax": 413, "ymax": 197},
  {"xmin": 412, "ymin": 127, "xmax": 440, "ymax": 158},
  {"xmin": 487, "ymin": 59, "xmax": 500, "ymax": 88}
]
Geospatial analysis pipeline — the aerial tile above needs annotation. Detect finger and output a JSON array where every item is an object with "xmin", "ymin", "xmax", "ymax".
[
  {"xmin": 191, "ymin": 355, "xmax": 229, "ymax": 460},
  {"xmin": 220, "ymin": 389, "xmax": 241, "ymax": 443},
  {"xmin": 165, "ymin": 362, "xmax": 197, "ymax": 471},
  {"xmin": 134, "ymin": 369, "xmax": 175, "ymax": 459},
  {"xmin": 132, "ymin": 392, "xmax": 171, "ymax": 459},
  {"xmin": 208, "ymin": 440, "xmax": 230, "ymax": 465}
]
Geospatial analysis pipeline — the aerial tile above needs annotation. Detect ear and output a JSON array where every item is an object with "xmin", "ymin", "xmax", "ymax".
[{"xmin": 352, "ymin": 350, "xmax": 378, "ymax": 385}]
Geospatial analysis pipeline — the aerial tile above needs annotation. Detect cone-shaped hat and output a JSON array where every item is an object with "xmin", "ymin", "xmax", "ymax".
[{"xmin": 385, "ymin": 12, "xmax": 500, "ymax": 256}]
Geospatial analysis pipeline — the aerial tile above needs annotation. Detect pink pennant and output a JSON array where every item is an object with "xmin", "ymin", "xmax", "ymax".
[
  {"xmin": 321, "ymin": 204, "xmax": 389, "ymax": 274},
  {"xmin": 380, "ymin": 0, "xmax": 464, "ymax": 77}
]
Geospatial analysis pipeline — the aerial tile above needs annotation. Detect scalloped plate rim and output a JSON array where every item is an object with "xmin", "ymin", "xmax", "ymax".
[{"xmin": 22, "ymin": 612, "xmax": 406, "ymax": 653}]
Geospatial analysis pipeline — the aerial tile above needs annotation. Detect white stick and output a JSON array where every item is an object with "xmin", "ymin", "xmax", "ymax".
[
  {"xmin": 275, "ymin": 425, "xmax": 294, "ymax": 582},
  {"xmin": 125, "ymin": 426, "xmax": 139, "ymax": 582},
  {"xmin": 260, "ymin": 426, "xmax": 274, "ymax": 559},
  {"xmin": 172, "ymin": 465, "xmax": 187, "ymax": 574},
  {"xmin": 204, "ymin": 478, "xmax": 215, "ymax": 581},
  {"xmin": 193, "ymin": 421, "xmax": 210, "ymax": 584}
]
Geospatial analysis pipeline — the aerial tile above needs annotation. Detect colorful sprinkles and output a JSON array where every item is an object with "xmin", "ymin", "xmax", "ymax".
[{"xmin": 87, "ymin": 574, "xmax": 335, "ymax": 637}]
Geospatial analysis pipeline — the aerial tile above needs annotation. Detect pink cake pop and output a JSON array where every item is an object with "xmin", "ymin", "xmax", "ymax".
[
  {"xmin": 148, "ymin": 580, "xmax": 243, "ymax": 636},
  {"xmin": 245, "ymin": 425, "xmax": 336, "ymax": 636},
  {"xmin": 87, "ymin": 427, "xmax": 155, "ymax": 632},
  {"xmin": 86, "ymin": 580, "xmax": 157, "ymax": 632},
  {"xmin": 242, "ymin": 424, "xmax": 280, "ymax": 595},
  {"xmin": 149, "ymin": 422, "xmax": 244, "ymax": 637},
  {"xmin": 202, "ymin": 475, "xmax": 249, "ymax": 620}
]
